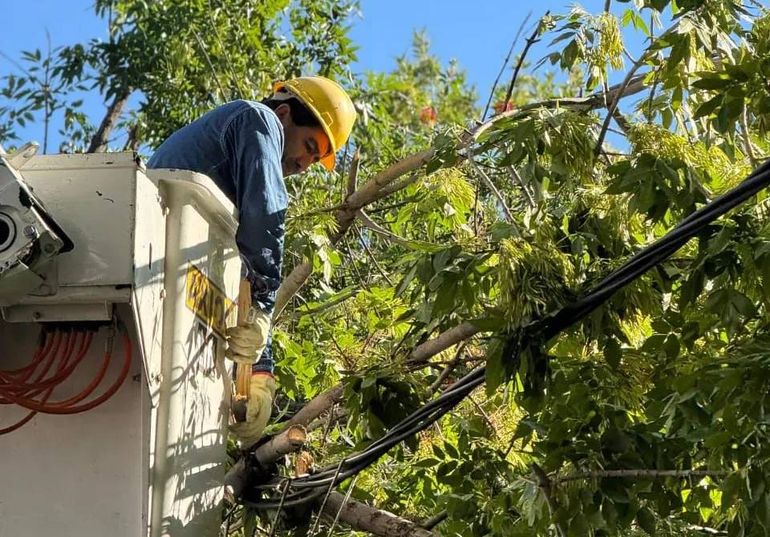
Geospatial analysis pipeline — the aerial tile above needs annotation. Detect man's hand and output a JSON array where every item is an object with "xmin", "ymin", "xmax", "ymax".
[
  {"xmin": 230, "ymin": 373, "xmax": 276, "ymax": 448},
  {"xmin": 225, "ymin": 307, "xmax": 271, "ymax": 364}
]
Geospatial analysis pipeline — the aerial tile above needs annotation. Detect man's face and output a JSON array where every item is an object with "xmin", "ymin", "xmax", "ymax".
[{"xmin": 275, "ymin": 104, "xmax": 332, "ymax": 177}]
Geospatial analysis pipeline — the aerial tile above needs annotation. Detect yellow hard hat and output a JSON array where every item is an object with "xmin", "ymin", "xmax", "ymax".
[{"xmin": 273, "ymin": 76, "xmax": 356, "ymax": 171}]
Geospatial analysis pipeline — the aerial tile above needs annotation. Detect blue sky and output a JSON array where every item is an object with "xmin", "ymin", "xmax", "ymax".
[{"xmin": 1, "ymin": 0, "xmax": 632, "ymax": 151}]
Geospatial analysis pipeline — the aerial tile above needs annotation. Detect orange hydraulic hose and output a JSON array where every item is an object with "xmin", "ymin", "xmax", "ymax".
[
  {"xmin": 1, "ymin": 330, "xmax": 132, "ymax": 414},
  {"xmin": 0, "ymin": 330, "xmax": 66, "ymax": 404},
  {"xmin": 5, "ymin": 331, "xmax": 91, "ymax": 396}
]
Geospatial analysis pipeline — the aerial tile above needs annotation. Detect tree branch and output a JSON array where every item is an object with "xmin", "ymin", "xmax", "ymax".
[
  {"xmin": 323, "ymin": 491, "xmax": 436, "ymax": 537},
  {"xmin": 594, "ymin": 19, "xmax": 681, "ymax": 156},
  {"xmin": 555, "ymin": 468, "xmax": 727, "ymax": 483},
  {"xmin": 87, "ymin": 89, "xmax": 132, "ymax": 153},
  {"xmin": 503, "ymin": 12, "xmax": 548, "ymax": 110},
  {"xmin": 273, "ymin": 150, "xmax": 436, "ymax": 317},
  {"xmin": 357, "ymin": 209, "xmax": 414, "ymax": 248},
  {"xmin": 532, "ymin": 463, "xmax": 566, "ymax": 537},
  {"xmin": 468, "ymin": 157, "xmax": 514, "ymax": 222},
  {"xmin": 482, "ymin": 12, "xmax": 532, "ymax": 121},
  {"xmin": 347, "ymin": 147, "xmax": 360, "ymax": 196},
  {"xmin": 408, "ymin": 321, "xmax": 480, "ymax": 364},
  {"xmin": 275, "ymin": 70, "xmax": 652, "ymax": 317}
]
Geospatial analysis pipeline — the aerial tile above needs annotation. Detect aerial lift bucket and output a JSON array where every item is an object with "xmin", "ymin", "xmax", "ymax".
[{"xmin": 0, "ymin": 148, "xmax": 241, "ymax": 537}]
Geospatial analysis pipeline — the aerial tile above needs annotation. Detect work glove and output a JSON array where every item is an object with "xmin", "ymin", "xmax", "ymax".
[
  {"xmin": 230, "ymin": 373, "xmax": 276, "ymax": 449},
  {"xmin": 225, "ymin": 307, "xmax": 271, "ymax": 365}
]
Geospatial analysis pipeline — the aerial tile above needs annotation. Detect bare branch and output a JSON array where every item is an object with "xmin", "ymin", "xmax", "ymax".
[
  {"xmin": 354, "ymin": 224, "xmax": 394, "ymax": 286},
  {"xmin": 428, "ymin": 342, "xmax": 466, "ymax": 394},
  {"xmin": 344, "ymin": 150, "xmax": 436, "ymax": 209},
  {"xmin": 741, "ymin": 106, "xmax": 759, "ymax": 169},
  {"xmin": 555, "ymin": 468, "xmax": 728, "ymax": 483},
  {"xmin": 468, "ymin": 157, "xmax": 514, "ymax": 222},
  {"xmin": 503, "ymin": 12, "xmax": 549, "ymax": 111},
  {"xmin": 285, "ymin": 383, "xmax": 345, "ymax": 429},
  {"xmin": 347, "ymin": 147, "xmax": 360, "ymax": 196},
  {"xmin": 509, "ymin": 165, "xmax": 536, "ymax": 209},
  {"xmin": 594, "ymin": 20, "xmax": 681, "ymax": 156},
  {"xmin": 532, "ymin": 463, "xmax": 566, "ymax": 537},
  {"xmin": 420, "ymin": 510, "xmax": 448, "ymax": 531},
  {"xmin": 87, "ymin": 89, "xmax": 132, "ymax": 153},
  {"xmin": 482, "ymin": 12, "xmax": 532, "ymax": 121},
  {"xmin": 357, "ymin": 209, "xmax": 413, "ymax": 248}
]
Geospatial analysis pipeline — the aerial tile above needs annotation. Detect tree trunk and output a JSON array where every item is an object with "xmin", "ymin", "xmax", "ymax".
[{"xmin": 87, "ymin": 89, "xmax": 132, "ymax": 153}]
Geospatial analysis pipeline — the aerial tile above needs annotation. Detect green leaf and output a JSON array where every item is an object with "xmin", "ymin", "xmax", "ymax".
[
  {"xmin": 636, "ymin": 507, "xmax": 656, "ymax": 535},
  {"xmin": 604, "ymin": 338, "xmax": 622, "ymax": 369},
  {"xmin": 694, "ymin": 94, "xmax": 723, "ymax": 118}
]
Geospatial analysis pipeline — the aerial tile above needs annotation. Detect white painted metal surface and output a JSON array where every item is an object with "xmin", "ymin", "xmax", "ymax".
[
  {"xmin": 147, "ymin": 169, "xmax": 240, "ymax": 537},
  {"xmin": 0, "ymin": 154, "xmax": 241, "ymax": 537},
  {"xmin": 0, "ymin": 306, "xmax": 147, "ymax": 537}
]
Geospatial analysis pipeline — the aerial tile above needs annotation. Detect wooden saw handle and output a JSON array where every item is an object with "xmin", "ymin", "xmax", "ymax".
[{"xmin": 234, "ymin": 278, "xmax": 253, "ymax": 400}]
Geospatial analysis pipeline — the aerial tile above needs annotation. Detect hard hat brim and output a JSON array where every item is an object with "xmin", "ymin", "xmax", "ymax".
[{"xmin": 320, "ymin": 151, "xmax": 336, "ymax": 171}]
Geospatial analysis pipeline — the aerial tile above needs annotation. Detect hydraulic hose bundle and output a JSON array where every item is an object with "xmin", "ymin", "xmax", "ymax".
[
  {"xmin": 240, "ymin": 157, "xmax": 770, "ymax": 509},
  {"xmin": 0, "ymin": 323, "xmax": 133, "ymax": 435}
]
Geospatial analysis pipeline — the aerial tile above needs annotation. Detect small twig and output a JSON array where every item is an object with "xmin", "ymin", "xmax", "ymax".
[
  {"xmin": 468, "ymin": 157, "xmax": 514, "ymax": 222},
  {"xmin": 481, "ymin": 12, "xmax": 532, "ymax": 121},
  {"xmin": 597, "ymin": 19, "xmax": 681, "ymax": 154},
  {"xmin": 205, "ymin": 0, "xmax": 248, "ymax": 98},
  {"xmin": 428, "ymin": 342, "xmax": 467, "ymax": 394},
  {"xmin": 468, "ymin": 394, "xmax": 496, "ymax": 434},
  {"xmin": 347, "ymin": 148, "xmax": 360, "ymax": 196},
  {"xmin": 354, "ymin": 224, "xmax": 394, "ymax": 286},
  {"xmin": 503, "ymin": 12, "xmax": 549, "ymax": 110},
  {"xmin": 43, "ymin": 30, "xmax": 52, "ymax": 154},
  {"xmin": 326, "ymin": 475, "xmax": 359, "ymax": 536},
  {"xmin": 267, "ymin": 479, "xmax": 291, "ymax": 537},
  {"xmin": 741, "ymin": 106, "xmax": 759, "ymax": 168},
  {"xmin": 309, "ymin": 459, "xmax": 345, "ymax": 536},
  {"xmin": 596, "ymin": 51, "xmax": 652, "ymax": 155},
  {"xmin": 356, "ymin": 209, "xmax": 413, "ymax": 248},
  {"xmin": 191, "ymin": 27, "xmax": 229, "ymax": 103},
  {"xmin": 509, "ymin": 165, "xmax": 536, "ymax": 209},
  {"xmin": 532, "ymin": 463, "xmax": 566, "ymax": 537}
]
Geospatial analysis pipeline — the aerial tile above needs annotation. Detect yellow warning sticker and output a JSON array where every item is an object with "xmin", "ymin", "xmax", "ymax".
[{"xmin": 184, "ymin": 264, "xmax": 236, "ymax": 339}]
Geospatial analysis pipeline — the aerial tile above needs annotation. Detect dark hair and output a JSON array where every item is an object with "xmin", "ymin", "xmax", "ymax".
[{"xmin": 262, "ymin": 96, "xmax": 321, "ymax": 128}]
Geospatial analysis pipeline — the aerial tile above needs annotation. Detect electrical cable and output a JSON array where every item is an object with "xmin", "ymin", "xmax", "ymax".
[{"xmin": 239, "ymin": 158, "xmax": 770, "ymax": 509}]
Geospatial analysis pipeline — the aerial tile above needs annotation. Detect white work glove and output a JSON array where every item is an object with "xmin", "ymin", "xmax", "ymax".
[
  {"xmin": 230, "ymin": 373, "xmax": 276, "ymax": 448},
  {"xmin": 225, "ymin": 308, "xmax": 271, "ymax": 364}
]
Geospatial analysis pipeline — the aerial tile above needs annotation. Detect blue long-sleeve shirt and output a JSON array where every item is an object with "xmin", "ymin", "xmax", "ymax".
[{"xmin": 148, "ymin": 100, "xmax": 286, "ymax": 373}]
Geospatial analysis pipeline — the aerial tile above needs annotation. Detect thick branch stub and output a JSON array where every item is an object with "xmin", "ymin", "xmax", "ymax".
[{"xmin": 224, "ymin": 425, "xmax": 307, "ymax": 499}]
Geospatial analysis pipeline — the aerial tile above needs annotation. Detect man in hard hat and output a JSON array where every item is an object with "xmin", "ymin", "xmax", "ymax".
[{"xmin": 148, "ymin": 76, "xmax": 356, "ymax": 448}]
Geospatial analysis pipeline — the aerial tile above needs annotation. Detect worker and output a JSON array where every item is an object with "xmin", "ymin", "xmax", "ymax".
[{"xmin": 147, "ymin": 76, "xmax": 357, "ymax": 447}]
